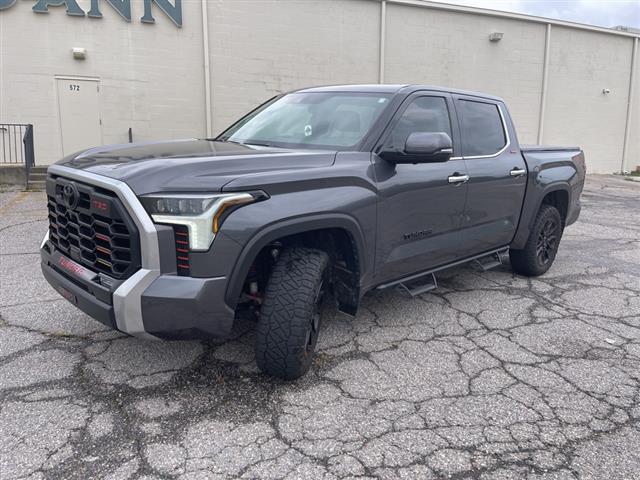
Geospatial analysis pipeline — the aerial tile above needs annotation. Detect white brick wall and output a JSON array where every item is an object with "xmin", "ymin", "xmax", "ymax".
[
  {"xmin": 0, "ymin": 0, "xmax": 637, "ymax": 172},
  {"xmin": 385, "ymin": 4, "xmax": 545, "ymax": 144},
  {"xmin": 207, "ymin": 0, "xmax": 381, "ymax": 133},
  {"xmin": 544, "ymin": 26, "xmax": 634, "ymax": 173},
  {"xmin": 0, "ymin": 0, "xmax": 206, "ymax": 165}
]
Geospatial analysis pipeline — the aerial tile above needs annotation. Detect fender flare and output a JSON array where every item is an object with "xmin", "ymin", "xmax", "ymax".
[
  {"xmin": 224, "ymin": 213, "xmax": 368, "ymax": 309},
  {"xmin": 512, "ymin": 181, "xmax": 572, "ymax": 249},
  {"xmin": 532, "ymin": 183, "xmax": 572, "ymax": 225}
]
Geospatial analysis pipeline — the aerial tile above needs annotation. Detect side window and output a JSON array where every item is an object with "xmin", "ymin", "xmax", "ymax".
[
  {"xmin": 385, "ymin": 96, "xmax": 452, "ymax": 150},
  {"xmin": 458, "ymin": 100, "xmax": 506, "ymax": 157}
]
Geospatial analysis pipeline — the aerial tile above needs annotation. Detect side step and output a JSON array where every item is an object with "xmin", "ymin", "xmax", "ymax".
[
  {"xmin": 472, "ymin": 250, "xmax": 507, "ymax": 271},
  {"xmin": 375, "ymin": 246, "xmax": 511, "ymax": 297},
  {"xmin": 397, "ymin": 272, "xmax": 437, "ymax": 297}
]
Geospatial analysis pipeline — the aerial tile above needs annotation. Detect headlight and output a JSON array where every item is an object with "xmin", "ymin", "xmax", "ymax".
[{"xmin": 140, "ymin": 193, "xmax": 258, "ymax": 251}]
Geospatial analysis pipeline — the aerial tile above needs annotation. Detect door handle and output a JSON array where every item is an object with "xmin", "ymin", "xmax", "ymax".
[
  {"xmin": 510, "ymin": 167, "xmax": 526, "ymax": 177},
  {"xmin": 448, "ymin": 173, "xmax": 469, "ymax": 185}
]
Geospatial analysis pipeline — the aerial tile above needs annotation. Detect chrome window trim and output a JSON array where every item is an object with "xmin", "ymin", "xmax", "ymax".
[
  {"xmin": 47, "ymin": 165, "xmax": 160, "ymax": 339},
  {"xmin": 461, "ymin": 103, "xmax": 511, "ymax": 160}
]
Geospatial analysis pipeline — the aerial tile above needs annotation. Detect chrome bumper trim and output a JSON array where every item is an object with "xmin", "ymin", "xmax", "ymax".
[
  {"xmin": 40, "ymin": 230, "xmax": 49, "ymax": 249},
  {"xmin": 47, "ymin": 165, "xmax": 160, "ymax": 339}
]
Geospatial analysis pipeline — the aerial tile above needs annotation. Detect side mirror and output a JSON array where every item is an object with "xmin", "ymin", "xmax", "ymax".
[
  {"xmin": 380, "ymin": 132, "xmax": 453, "ymax": 164},
  {"xmin": 403, "ymin": 132, "xmax": 453, "ymax": 162}
]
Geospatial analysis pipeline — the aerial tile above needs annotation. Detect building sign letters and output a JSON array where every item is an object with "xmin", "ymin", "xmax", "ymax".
[{"xmin": 0, "ymin": 0, "xmax": 183, "ymax": 27}]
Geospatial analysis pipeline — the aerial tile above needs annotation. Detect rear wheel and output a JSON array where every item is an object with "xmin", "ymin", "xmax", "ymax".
[
  {"xmin": 510, "ymin": 204, "xmax": 563, "ymax": 276},
  {"xmin": 255, "ymin": 247, "xmax": 328, "ymax": 380}
]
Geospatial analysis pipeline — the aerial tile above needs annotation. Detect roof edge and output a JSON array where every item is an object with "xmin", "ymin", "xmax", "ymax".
[{"xmin": 382, "ymin": 0, "xmax": 640, "ymax": 39}]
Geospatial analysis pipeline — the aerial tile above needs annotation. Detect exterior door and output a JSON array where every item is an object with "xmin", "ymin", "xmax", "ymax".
[
  {"xmin": 373, "ymin": 93, "xmax": 468, "ymax": 283},
  {"xmin": 454, "ymin": 96, "xmax": 527, "ymax": 255},
  {"xmin": 56, "ymin": 77, "xmax": 102, "ymax": 156}
]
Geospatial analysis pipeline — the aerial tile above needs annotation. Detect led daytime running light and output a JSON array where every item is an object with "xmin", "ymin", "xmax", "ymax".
[{"xmin": 141, "ymin": 193, "xmax": 255, "ymax": 251}]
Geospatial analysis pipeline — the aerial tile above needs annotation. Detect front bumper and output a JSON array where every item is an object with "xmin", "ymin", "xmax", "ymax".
[
  {"xmin": 140, "ymin": 275, "xmax": 234, "ymax": 339},
  {"xmin": 41, "ymin": 244, "xmax": 117, "ymax": 330},
  {"xmin": 41, "ymin": 165, "xmax": 235, "ymax": 340},
  {"xmin": 41, "ymin": 248, "xmax": 235, "ymax": 339}
]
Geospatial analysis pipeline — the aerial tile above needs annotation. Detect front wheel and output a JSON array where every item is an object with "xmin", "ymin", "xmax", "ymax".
[
  {"xmin": 510, "ymin": 204, "xmax": 563, "ymax": 276},
  {"xmin": 255, "ymin": 247, "xmax": 328, "ymax": 380}
]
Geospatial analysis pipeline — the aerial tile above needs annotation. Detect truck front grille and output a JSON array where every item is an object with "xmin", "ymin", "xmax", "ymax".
[{"xmin": 46, "ymin": 176, "xmax": 141, "ymax": 280}]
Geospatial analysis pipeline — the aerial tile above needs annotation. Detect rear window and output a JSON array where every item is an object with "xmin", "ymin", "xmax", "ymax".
[{"xmin": 458, "ymin": 100, "xmax": 506, "ymax": 157}]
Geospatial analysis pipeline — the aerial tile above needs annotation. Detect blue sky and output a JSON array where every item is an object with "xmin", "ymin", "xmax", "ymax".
[{"xmin": 437, "ymin": 0, "xmax": 640, "ymax": 29}]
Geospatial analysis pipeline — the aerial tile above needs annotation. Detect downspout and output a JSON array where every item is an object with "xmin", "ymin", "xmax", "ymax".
[
  {"xmin": 537, "ymin": 23, "xmax": 551, "ymax": 144},
  {"xmin": 379, "ymin": 0, "xmax": 386, "ymax": 83},
  {"xmin": 621, "ymin": 36, "xmax": 638, "ymax": 174},
  {"xmin": 201, "ymin": 0, "xmax": 213, "ymax": 138}
]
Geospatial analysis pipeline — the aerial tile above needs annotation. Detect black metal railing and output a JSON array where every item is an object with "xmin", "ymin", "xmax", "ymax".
[{"xmin": 1, "ymin": 123, "xmax": 36, "ymax": 187}]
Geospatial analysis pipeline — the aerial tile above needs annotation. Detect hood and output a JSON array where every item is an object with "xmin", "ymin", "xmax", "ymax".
[{"xmin": 56, "ymin": 139, "xmax": 336, "ymax": 195}]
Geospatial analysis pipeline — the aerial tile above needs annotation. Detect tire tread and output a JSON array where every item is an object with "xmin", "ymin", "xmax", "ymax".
[{"xmin": 255, "ymin": 247, "xmax": 328, "ymax": 379}]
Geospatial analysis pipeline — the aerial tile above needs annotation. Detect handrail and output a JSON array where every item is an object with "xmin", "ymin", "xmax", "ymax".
[{"xmin": 0, "ymin": 123, "xmax": 36, "ymax": 188}]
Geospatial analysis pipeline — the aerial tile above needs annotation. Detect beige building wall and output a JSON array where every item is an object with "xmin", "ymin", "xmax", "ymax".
[
  {"xmin": 385, "ymin": 4, "xmax": 545, "ymax": 144},
  {"xmin": 0, "ymin": 0, "xmax": 638, "ymax": 172},
  {"xmin": 543, "ymin": 26, "xmax": 634, "ymax": 173},
  {"xmin": 0, "ymin": 0, "xmax": 207, "ymax": 165},
  {"xmin": 207, "ymin": 0, "xmax": 381, "ymax": 133}
]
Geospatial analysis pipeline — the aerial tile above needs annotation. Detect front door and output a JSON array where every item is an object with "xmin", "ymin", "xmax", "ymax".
[
  {"xmin": 56, "ymin": 77, "xmax": 102, "ymax": 156},
  {"xmin": 454, "ymin": 96, "xmax": 527, "ymax": 255},
  {"xmin": 373, "ymin": 93, "xmax": 468, "ymax": 283}
]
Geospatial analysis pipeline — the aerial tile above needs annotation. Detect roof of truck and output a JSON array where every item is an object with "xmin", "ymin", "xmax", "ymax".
[{"xmin": 295, "ymin": 84, "xmax": 505, "ymax": 102}]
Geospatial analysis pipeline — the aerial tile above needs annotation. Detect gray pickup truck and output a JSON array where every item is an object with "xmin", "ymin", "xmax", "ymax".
[{"xmin": 41, "ymin": 84, "xmax": 586, "ymax": 379}]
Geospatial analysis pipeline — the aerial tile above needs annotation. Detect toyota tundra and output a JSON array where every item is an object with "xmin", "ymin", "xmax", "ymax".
[{"xmin": 41, "ymin": 84, "xmax": 586, "ymax": 379}]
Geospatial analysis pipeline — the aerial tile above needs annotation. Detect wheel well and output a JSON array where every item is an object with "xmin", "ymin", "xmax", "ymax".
[
  {"xmin": 541, "ymin": 190, "xmax": 568, "ymax": 227},
  {"xmin": 238, "ymin": 228, "xmax": 361, "ymax": 316}
]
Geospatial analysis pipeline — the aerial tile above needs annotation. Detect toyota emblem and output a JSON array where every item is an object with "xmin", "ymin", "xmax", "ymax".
[{"xmin": 62, "ymin": 183, "xmax": 79, "ymax": 210}]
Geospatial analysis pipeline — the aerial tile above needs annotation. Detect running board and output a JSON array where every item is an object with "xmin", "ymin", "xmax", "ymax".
[
  {"xmin": 376, "ymin": 246, "xmax": 510, "ymax": 294},
  {"xmin": 473, "ymin": 250, "xmax": 506, "ymax": 271},
  {"xmin": 397, "ymin": 272, "xmax": 437, "ymax": 297}
]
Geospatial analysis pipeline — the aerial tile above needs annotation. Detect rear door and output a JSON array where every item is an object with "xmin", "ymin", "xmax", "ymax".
[
  {"xmin": 454, "ymin": 96, "xmax": 527, "ymax": 255},
  {"xmin": 373, "ymin": 92, "xmax": 468, "ymax": 283}
]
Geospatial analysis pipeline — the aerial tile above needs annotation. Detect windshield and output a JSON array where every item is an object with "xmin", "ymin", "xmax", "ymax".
[{"xmin": 218, "ymin": 92, "xmax": 392, "ymax": 149}]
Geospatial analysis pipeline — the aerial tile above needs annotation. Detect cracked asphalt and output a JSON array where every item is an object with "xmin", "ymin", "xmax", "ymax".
[{"xmin": 1, "ymin": 174, "xmax": 639, "ymax": 480}]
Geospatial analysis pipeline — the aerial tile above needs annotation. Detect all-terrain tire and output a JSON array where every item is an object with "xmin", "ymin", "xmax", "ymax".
[
  {"xmin": 255, "ymin": 247, "xmax": 329, "ymax": 380},
  {"xmin": 510, "ymin": 204, "xmax": 563, "ymax": 277}
]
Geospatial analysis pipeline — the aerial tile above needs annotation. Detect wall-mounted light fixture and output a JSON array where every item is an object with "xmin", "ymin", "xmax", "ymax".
[
  {"xmin": 72, "ymin": 47, "xmax": 87, "ymax": 60},
  {"xmin": 602, "ymin": 88, "xmax": 611, "ymax": 94},
  {"xmin": 489, "ymin": 32, "xmax": 504, "ymax": 42}
]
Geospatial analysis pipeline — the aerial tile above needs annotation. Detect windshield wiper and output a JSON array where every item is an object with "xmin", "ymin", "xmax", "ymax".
[{"xmin": 214, "ymin": 138, "xmax": 276, "ymax": 148}]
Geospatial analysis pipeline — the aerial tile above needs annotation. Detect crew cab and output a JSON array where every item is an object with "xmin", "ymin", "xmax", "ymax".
[{"xmin": 41, "ymin": 84, "xmax": 586, "ymax": 379}]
